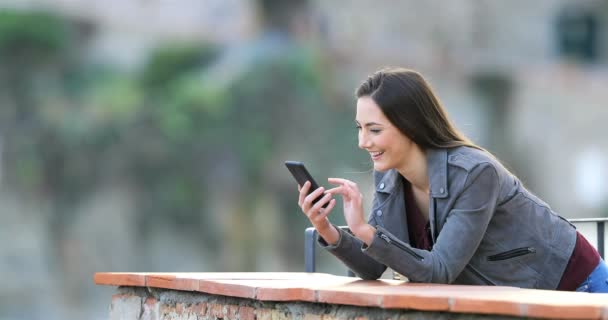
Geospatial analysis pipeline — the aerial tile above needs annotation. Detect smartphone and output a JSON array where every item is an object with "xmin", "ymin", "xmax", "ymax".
[{"xmin": 285, "ymin": 161, "xmax": 329, "ymax": 208}]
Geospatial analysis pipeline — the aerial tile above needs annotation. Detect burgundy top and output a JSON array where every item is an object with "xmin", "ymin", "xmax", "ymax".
[
  {"xmin": 404, "ymin": 179, "xmax": 599, "ymax": 290},
  {"xmin": 556, "ymin": 231, "xmax": 600, "ymax": 291},
  {"xmin": 404, "ymin": 181, "xmax": 433, "ymax": 251}
]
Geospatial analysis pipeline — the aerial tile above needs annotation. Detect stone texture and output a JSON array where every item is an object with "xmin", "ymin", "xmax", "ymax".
[
  {"xmin": 303, "ymin": 314, "xmax": 322, "ymax": 320},
  {"xmin": 140, "ymin": 297, "xmax": 159, "ymax": 320},
  {"xmin": 255, "ymin": 308, "xmax": 273, "ymax": 320},
  {"xmin": 110, "ymin": 294, "xmax": 143, "ymax": 320},
  {"xmin": 239, "ymin": 305, "xmax": 255, "ymax": 320}
]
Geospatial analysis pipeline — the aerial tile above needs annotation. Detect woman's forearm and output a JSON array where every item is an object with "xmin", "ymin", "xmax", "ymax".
[
  {"xmin": 352, "ymin": 223, "xmax": 376, "ymax": 245},
  {"xmin": 317, "ymin": 223, "xmax": 340, "ymax": 245}
]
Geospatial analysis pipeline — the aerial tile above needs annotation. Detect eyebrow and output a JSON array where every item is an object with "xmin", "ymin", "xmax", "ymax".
[{"xmin": 355, "ymin": 120, "xmax": 384, "ymax": 127}]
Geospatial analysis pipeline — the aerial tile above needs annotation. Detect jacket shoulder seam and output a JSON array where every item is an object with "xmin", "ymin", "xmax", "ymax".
[{"xmin": 448, "ymin": 152, "xmax": 494, "ymax": 172}]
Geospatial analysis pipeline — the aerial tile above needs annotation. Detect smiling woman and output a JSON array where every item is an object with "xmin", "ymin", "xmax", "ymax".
[{"xmin": 295, "ymin": 67, "xmax": 608, "ymax": 292}]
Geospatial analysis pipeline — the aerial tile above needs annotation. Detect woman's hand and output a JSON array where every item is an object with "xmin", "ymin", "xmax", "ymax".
[
  {"xmin": 326, "ymin": 178, "xmax": 376, "ymax": 245},
  {"xmin": 298, "ymin": 181, "xmax": 339, "ymax": 244}
]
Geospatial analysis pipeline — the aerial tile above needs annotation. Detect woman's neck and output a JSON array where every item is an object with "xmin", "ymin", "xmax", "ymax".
[{"xmin": 397, "ymin": 145, "xmax": 429, "ymax": 193}]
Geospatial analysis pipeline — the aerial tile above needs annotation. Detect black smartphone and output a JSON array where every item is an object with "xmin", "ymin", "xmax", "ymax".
[{"xmin": 285, "ymin": 161, "xmax": 329, "ymax": 208}]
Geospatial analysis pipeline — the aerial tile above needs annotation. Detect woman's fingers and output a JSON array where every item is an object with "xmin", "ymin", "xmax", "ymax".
[
  {"xmin": 298, "ymin": 178, "xmax": 361, "ymax": 227},
  {"xmin": 325, "ymin": 186, "xmax": 345, "ymax": 195},
  {"xmin": 298, "ymin": 181, "xmax": 311, "ymax": 207},
  {"xmin": 328, "ymin": 178, "xmax": 357, "ymax": 187},
  {"xmin": 315, "ymin": 199, "xmax": 336, "ymax": 220},
  {"xmin": 301, "ymin": 185, "xmax": 325, "ymax": 211},
  {"xmin": 343, "ymin": 182, "xmax": 360, "ymax": 196},
  {"xmin": 328, "ymin": 178, "xmax": 359, "ymax": 194},
  {"xmin": 325, "ymin": 183, "xmax": 360, "ymax": 201},
  {"xmin": 307, "ymin": 193, "xmax": 333, "ymax": 219}
]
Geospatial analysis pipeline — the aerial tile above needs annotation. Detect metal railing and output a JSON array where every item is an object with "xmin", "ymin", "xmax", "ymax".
[
  {"xmin": 568, "ymin": 217, "xmax": 607, "ymax": 258},
  {"xmin": 305, "ymin": 218, "xmax": 607, "ymax": 274},
  {"xmin": 305, "ymin": 226, "xmax": 354, "ymax": 276}
]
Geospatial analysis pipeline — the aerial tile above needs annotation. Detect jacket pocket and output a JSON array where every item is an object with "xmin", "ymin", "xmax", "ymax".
[
  {"xmin": 377, "ymin": 230, "xmax": 424, "ymax": 261},
  {"xmin": 487, "ymin": 247, "xmax": 536, "ymax": 261}
]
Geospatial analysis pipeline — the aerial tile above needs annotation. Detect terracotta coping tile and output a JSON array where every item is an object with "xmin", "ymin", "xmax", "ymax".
[
  {"xmin": 374, "ymin": 284, "xmax": 451, "ymax": 311},
  {"xmin": 243, "ymin": 280, "xmax": 318, "ymax": 301},
  {"xmin": 316, "ymin": 287, "xmax": 383, "ymax": 307},
  {"xmin": 155, "ymin": 272, "xmax": 339, "ymax": 280},
  {"xmin": 198, "ymin": 279, "xmax": 257, "ymax": 299},
  {"xmin": 94, "ymin": 272, "xmax": 608, "ymax": 319},
  {"xmin": 526, "ymin": 303, "xmax": 601, "ymax": 319},
  {"xmin": 236, "ymin": 280, "xmax": 316, "ymax": 301},
  {"xmin": 449, "ymin": 296, "xmax": 525, "ymax": 318},
  {"xmin": 256, "ymin": 286, "xmax": 314, "ymax": 302},
  {"xmin": 146, "ymin": 273, "xmax": 199, "ymax": 291},
  {"xmin": 449, "ymin": 289, "xmax": 607, "ymax": 318},
  {"xmin": 94, "ymin": 272, "xmax": 146, "ymax": 287},
  {"xmin": 315, "ymin": 280, "xmax": 407, "ymax": 307}
]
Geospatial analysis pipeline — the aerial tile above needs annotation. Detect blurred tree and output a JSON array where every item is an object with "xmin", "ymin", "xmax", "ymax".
[
  {"xmin": 0, "ymin": 11, "xmax": 69, "ymax": 130},
  {"xmin": 0, "ymin": 10, "xmax": 90, "ymax": 288},
  {"xmin": 129, "ymin": 43, "xmax": 222, "ymax": 252},
  {"xmin": 141, "ymin": 45, "xmax": 219, "ymax": 91},
  {"xmin": 0, "ymin": 8, "xmax": 360, "ymax": 275}
]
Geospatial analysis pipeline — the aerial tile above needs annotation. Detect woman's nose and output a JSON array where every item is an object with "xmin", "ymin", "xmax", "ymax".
[{"xmin": 358, "ymin": 133, "xmax": 370, "ymax": 149}]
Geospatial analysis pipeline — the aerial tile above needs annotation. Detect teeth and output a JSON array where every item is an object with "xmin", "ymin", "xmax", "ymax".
[{"xmin": 371, "ymin": 152, "xmax": 383, "ymax": 157}]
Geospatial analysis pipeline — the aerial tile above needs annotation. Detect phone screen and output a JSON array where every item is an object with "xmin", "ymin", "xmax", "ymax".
[{"xmin": 285, "ymin": 161, "xmax": 328, "ymax": 208}]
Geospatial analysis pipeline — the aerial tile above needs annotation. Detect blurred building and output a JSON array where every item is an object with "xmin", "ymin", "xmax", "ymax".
[{"xmin": 313, "ymin": 0, "xmax": 608, "ymax": 218}]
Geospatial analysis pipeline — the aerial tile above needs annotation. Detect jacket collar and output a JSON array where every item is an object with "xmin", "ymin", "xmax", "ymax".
[
  {"xmin": 426, "ymin": 148, "xmax": 449, "ymax": 198},
  {"xmin": 374, "ymin": 148, "xmax": 449, "ymax": 199}
]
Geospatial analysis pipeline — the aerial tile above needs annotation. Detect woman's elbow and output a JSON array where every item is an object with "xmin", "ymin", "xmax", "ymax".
[{"xmin": 355, "ymin": 270, "xmax": 383, "ymax": 280}]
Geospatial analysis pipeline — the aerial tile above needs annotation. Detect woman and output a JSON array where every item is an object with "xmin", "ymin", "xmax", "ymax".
[{"xmin": 297, "ymin": 67, "xmax": 608, "ymax": 292}]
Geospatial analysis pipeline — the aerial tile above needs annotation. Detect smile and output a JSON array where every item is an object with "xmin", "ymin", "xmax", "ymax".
[{"xmin": 370, "ymin": 151, "xmax": 384, "ymax": 160}]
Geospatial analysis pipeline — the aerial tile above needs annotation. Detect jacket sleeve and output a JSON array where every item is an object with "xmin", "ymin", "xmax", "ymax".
[
  {"xmin": 361, "ymin": 163, "xmax": 500, "ymax": 283},
  {"xmin": 318, "ymin": 224, "xmax": 387, "ymax": 280}
]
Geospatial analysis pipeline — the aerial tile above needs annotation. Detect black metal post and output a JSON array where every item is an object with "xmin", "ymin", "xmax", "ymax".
[
  {"xmin": 305, "ymin": 227, "xmax": 317, "ymax": 272},
  {"xmin": 597, "ymin": 221, "xmax": 604, "ymax": 259}
]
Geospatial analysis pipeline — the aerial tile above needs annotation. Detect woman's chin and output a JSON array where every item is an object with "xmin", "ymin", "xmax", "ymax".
[{"xmin": 372, "ymin": 161, "xmax": 389, "ymax": 172}]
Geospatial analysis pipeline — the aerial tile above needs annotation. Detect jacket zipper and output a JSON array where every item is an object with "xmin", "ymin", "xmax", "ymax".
[
  {"xmin": 466, "ymin": 265, "xmax": 495, "ymax": 286},
  {"xmin": 378, "ymin": 232, "xmax": 424, "ymax": 261},
  {"xmin": 487, "ymin": 247, "xmax": 536, "ymax": 261}
]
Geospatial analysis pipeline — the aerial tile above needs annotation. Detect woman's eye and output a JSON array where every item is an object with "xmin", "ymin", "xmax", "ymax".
[
  {"xmin": 370, "ymin": 129, "xmax": 381, "ymax": 134},
  {"xmin": 355, "ymin": 125, "xmax": 362, "ymax": 130}
]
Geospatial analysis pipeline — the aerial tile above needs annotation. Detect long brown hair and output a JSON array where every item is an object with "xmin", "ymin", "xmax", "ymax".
[{"xmin": 356, "ymin": 67, "xmax": 479, "ymax": 150}]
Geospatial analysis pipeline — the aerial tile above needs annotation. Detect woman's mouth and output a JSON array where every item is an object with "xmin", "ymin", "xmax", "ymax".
[{"xmin": 370, "ymin": 151, "xmax": 384, "ymax": 160}]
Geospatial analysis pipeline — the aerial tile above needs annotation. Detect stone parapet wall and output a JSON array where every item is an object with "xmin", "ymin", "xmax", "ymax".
[
  {"xmin": 95, "ymin": 272, "xmax": 608, "ymax": 319},
  {"xmin": 110, "ymin": 286, "xmax": 519, "ymax": 320}
]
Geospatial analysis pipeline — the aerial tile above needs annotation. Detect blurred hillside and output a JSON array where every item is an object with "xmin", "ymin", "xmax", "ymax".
[{"xmin": 0, "ymin": 0, "xmax": 607, "ymax": 319}]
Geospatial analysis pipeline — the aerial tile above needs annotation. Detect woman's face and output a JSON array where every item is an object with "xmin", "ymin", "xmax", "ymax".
[{"xmin": 356, "ymin": 96, "xmax": 415, "ymax": 172}]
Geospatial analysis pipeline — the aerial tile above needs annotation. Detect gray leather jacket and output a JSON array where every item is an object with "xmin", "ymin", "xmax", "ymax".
[{"xmin": 320, "ymin": 146, "xmax": 577, "ymax": 289}]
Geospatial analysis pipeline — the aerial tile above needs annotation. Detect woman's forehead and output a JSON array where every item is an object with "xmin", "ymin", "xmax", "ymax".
[{"xmin": 356, "ymin": 97, "xmax": 388, "ymax": 123}]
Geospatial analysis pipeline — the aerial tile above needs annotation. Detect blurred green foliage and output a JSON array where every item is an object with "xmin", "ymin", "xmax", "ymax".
[
  {"xmin": 0, "ymin": 10, "xmax": 68, "ymax": 57},
  {"xmin": 141, "ymin": 44, "xmax": 218, "ymax": 91},
  {"xmin": 0, "ymin": 9, "xmax": 362, "ymax": 270}
]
